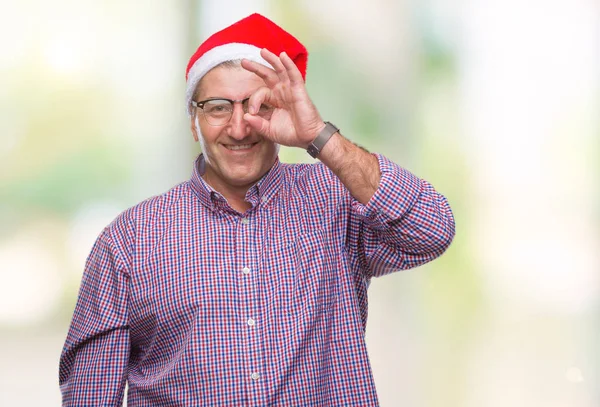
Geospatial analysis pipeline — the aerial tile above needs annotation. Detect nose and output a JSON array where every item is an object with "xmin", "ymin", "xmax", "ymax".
[{"xmin": 226, "ymin": 103, "xmax": 251, "ymax": 140}]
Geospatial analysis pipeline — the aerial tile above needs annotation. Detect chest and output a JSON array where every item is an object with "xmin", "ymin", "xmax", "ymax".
[{"xmin": 127, "ymin": 196, "xmax": 347, "ymax": 336}]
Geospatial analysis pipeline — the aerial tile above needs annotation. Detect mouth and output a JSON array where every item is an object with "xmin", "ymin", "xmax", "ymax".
[{"xmin": 223, "ymin": 142, "xmax": 259, "ymax": 151}]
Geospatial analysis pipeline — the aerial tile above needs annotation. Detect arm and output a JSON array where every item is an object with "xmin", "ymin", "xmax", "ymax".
[
  {"xmin": 317, "ymin": 132, "xmax": 454, "ymax": 273},
  {"xmin": 317, "ymin": 131, "xmax": 380, "ymax": 204},
  {"xmin": 241, "ymin": 49, "xmax": 455, "ymax": 272},
  {"xmin": 345, "ymin": 153, "xmax": 455, "ymax": 276},
  {"xmin": 59, "ymin": 228, "xmax": 130, "ymax": 406}
]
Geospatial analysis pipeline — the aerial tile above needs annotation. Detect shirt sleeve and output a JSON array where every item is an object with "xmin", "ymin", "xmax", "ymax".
[
  {"xmin": 59, "ymin": 227, "xmax": 130, "ymax": 406},
  {"xmin": 348, "ymin": 154, "xmax": 456, "ymax": 277}
]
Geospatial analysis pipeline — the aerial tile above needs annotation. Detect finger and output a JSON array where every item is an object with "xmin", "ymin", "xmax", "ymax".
[
  {"xmin": 280, "ymin": 52, "xmax": 304, "ymax": 86},
  {"xmin": 247, "ymin": 86, "xmax": 272, "ymax": 115},
  {"xmin": 260, "ymin": 48, "xmax": 290, "ymax": 83},
  {"xmin": 243, "ymin": 113, "xmax": 271, "ymax": 137},
  {"xmin": 241, "ymin": 59, "xmax": 279, "ymax": 87}
]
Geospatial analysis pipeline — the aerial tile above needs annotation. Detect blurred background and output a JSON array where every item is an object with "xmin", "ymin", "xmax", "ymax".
[{"xmin": 0, "ymin": 0, "xmax": 598, "ymax": 405}]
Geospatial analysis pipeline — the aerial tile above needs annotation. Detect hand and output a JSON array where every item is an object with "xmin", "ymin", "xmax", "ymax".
[{"xmin": 241, "ymin": 48, "xmax": 325, "ymax": 149}]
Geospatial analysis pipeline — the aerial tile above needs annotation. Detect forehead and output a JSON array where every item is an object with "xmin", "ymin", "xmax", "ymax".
[{"xmin": 196, "ymin": 66, "xmax": 266, "ymax": 100}]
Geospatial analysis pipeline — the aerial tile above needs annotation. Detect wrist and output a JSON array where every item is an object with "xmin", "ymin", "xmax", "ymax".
[
  {"xmin": 306, "ymin": 121, "xmax": 338, "ymax": 158},
  {"xmin": 299, "ymin": 121, "xmax": 326, "ymax": 149}
]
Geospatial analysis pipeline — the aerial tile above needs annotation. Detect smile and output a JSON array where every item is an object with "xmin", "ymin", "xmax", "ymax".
[{"xmin": 224, "ymin": 142, "xmax": 258, "ymax": 151}]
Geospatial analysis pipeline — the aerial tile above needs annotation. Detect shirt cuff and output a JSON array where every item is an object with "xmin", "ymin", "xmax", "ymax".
[{"xmin": 351, "ymin": 154, "xmax": 423, "ymax": 230}]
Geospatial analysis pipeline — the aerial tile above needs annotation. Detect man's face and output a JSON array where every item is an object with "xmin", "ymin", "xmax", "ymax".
[{"xmin": 190, "ymin": 65, "xmax": 278, "ymax": 192}]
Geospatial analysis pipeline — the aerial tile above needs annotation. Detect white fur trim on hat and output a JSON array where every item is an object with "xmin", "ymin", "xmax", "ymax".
[{"xmin": 186, "ymin": 43, "xmax": 273, "ymax": 116}]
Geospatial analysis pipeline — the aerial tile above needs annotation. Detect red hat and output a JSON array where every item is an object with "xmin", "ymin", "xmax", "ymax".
[{"xmin": 185, "ymin": 13, "xmax": 308, "ymax": 115}]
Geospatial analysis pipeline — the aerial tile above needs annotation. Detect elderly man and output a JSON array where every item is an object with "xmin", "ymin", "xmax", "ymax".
[{"xmin": 59, "ymin": 13, "xmax": 455, "ymax": 407}]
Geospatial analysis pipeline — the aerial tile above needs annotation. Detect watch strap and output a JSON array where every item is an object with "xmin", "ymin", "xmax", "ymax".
[{"xmin": 307, "ymin": 122, "xmax": 339, "ymax": 158}]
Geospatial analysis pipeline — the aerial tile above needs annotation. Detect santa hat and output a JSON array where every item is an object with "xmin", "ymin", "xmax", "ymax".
[{"xmin": 185, "ymin": 13, "xmax": 308, "ymax": 116}]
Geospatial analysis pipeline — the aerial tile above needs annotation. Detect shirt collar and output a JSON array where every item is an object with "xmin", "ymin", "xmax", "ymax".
[{"xmin": 189, "ymin": 154, "xmax": 283, "ymax": 212}]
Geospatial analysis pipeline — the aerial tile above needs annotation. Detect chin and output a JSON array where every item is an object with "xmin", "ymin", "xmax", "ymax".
[{"xmin": 223, "ymin": 166, "xmax": 264, "ymax": 186}]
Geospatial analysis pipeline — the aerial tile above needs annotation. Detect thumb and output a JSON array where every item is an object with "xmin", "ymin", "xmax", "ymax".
[{"xmin": 243, "ymin": 113, "xmax": 271, "ymax": 138}]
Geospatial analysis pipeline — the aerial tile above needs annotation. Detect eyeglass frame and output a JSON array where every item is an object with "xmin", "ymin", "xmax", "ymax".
[{"xmin": 190, "ymin": 97, "xmax": 273, "ymax": 126}]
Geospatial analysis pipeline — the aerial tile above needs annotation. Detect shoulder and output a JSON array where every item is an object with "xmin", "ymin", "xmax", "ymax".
[
  {"xmin": 102, "ymin": 181, "xmax": 191, "ymax": 250},
  {"xmin": 122, "ymin": 182, "xmax": 189, "ymax": 223}
]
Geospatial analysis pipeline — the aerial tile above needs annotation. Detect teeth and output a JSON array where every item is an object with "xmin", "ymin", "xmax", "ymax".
[{"xmin": 227, "ymin": 144, "xmax": 254, "ymax": 151}]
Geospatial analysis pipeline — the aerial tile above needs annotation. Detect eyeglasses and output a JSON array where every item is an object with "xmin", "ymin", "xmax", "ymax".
[{"xmin": 190, "ymin": 97, "xmax": 274, "ymax": 126}]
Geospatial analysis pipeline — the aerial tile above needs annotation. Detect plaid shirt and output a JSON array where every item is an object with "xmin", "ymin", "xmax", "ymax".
[{"xmin": 59, "ymin": 153, "xmax": 455, "ymax": 406}]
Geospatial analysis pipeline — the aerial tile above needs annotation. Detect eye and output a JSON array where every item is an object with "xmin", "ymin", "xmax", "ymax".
[
  {"xmin": 257, "ymin": 104, "xmax": 273, "ymax": 117},
  {"xmin": 203, "ymin": 100, "xmax": 232, "ymax": 115}
]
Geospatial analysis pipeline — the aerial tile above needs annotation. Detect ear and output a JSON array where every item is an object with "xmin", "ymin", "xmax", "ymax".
[{"xmin": 190, "ymin": 115, "xmax": 199, "ymax": 142}]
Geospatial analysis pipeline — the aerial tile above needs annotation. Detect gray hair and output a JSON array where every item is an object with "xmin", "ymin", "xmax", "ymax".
[{"xmin": 192, "ymin": 59, "xmax": 243, "ymax": 101}]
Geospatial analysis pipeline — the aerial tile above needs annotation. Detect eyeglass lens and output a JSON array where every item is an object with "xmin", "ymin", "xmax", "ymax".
[{"xmin": 200, "ymin": 99, "xmax": 273, "ymax": 125}]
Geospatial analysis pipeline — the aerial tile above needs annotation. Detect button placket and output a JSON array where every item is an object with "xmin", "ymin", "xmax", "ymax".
[{"xmin": 235, "ymin": 212, "xmax": 264, "ymax": 402}]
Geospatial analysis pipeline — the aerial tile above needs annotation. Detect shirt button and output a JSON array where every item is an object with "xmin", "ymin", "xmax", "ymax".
[
  {"xmin": 251, "ymin": 372, "xmax": 260, "ymax": 380},
  {"xmin": 242, "ymin": 267, "xmax": 251, "ymax": 275},
  {"xmin": 261, "ymin": 196, "xmax": 268, "ymax": 203},
  {"xmin": 247, "ymin": 318, "xmax": 256, "ymax": 327},
  {"xmin": 241, "ymin": 218, "xmax": 249, "ymax": 225}
]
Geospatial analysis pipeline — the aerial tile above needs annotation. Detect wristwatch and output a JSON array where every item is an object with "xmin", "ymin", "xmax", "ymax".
[{"xmin": 307, "ymin": 121, "xmax": 339, "ymax": 158}]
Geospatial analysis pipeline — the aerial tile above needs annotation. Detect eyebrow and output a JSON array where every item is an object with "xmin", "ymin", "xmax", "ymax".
[
  {"xmin": 203, "ymin": 91, "xmax": 255, "ymax": 100},
  {"xmin": 201, "ymin": 96, "xmax": 252, "ymax": 101}
]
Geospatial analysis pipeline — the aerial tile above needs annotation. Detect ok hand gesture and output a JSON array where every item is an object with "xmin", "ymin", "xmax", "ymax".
[{"xmin": 241, "ymin": 48, "xmax": 325, "ymax": 149}]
